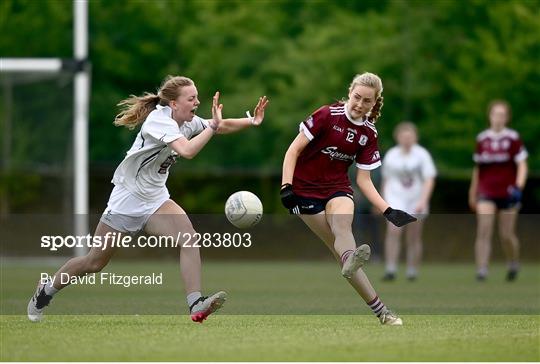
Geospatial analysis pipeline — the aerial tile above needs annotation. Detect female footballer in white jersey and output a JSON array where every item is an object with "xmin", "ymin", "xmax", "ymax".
[
  {"xmin": 381, "ymin": 122, "xmax": 436, "ymax": 281},
  {"xmin": 27, "ymin": 75, "xmax": 269, "ymax": 323},
  {"xmin": 280, "ymin": 73, "xmax": 416, "ymax": 326}
]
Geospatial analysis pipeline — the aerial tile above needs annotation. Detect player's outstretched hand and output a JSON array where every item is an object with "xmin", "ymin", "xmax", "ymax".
[
  {"xmin": 280, "ymin": 183, "xmax": 298, "ymax": 210},
  {"xmin": 210, "ymin": 91, "xmax": 223, "ymax": 131},
  {"xmin": 383, "ymin": 207, "xmax": 417, "ymax": 227},
  {"xmin": 251, "ymin": 96, "xmax": 269, "ymax": 126}
]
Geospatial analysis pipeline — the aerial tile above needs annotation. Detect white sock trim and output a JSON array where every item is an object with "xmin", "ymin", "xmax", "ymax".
[
  {"xmin": 44, "ymin": 279, "xmax": 59, "ymax": 296},
  {"xmin": 187, "ymin": 291, "xmax": 202, "ymax": 307}
]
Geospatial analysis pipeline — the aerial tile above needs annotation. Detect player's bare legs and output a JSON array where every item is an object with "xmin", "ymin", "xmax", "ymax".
[
  {"xmin": 405, "ymin": 220, "xmax": 424, "ymax": 280},
  {"xmin": 27, "ymin": 221, "xmax": 121, "ymax": 321},
  {"xmin": 300, "ymin": 209, "xmax": 375, "ymax": 302},
  {"xmin": 475, "ymin": 201, "xmax": 496, "ymax": 280},
  {"xmin": 325, "ymin": 197, "xmax": 359, "ymax": 256},
  {"xmin": 498, "ymin": 207, "xmax": 520, "ymax": 280},
  {"xmin": 325, "ymin": 197, "xmax": 372, "ymax": 281},
  {"xmin": 145, "ymin": 199, "xmax": 226, "ymax": 322},
  {"xmin": 301, "ymin": 198, "xmax": 375, "ymax": 298},
  {"xmin": 299, "ymin": 213, "xmax": 340, "ymax": 260},
  {"xmin": 52, "ymin": 222, "xmax": 121, "ymax": 289},
  {"xmin": 145, "ymin": 200, "xmax": 201, "ymax": 293},
  {"xmin": 299, "ymin": 199, "xmax": 402, "ymax": 325},
  {"xmin": 383, "ymin": 223, "xmax": 402, "ymax": 280}
]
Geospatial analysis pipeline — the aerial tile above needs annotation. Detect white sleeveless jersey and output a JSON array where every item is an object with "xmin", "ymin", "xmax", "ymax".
[
  {"xmin": 112, "ymin": 104, "xmax": 209, "ymax": 201},
  {"xmin": 382, "ymin": 144, "xmax": 436, "ymax": 212}
]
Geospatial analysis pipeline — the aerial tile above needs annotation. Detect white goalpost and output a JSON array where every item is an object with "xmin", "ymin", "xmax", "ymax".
[{"xmin": 0, "ymin": 0, "xmax": 90, "ymax": 256}]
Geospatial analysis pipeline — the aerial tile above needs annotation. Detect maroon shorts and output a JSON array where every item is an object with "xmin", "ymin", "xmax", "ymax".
[{"xmin": 478, "ymin": 195, "xmax": 520, "ymax": 210}]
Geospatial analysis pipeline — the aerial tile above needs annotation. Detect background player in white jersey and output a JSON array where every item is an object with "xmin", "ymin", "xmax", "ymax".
[
  {"xmin": 469, "ymin": 100, "xmax": 528, "ymax": 281},
  {"xmin": 381, "ymin": 122, "xmax": 436, "ymax": 281},
  {"xmin": 280, "ymin": 73, "xmax": 416, "ymax": 326},
  {"xmin": 27, "ymin": 75, "xmax": 269, "ymax": 323}
]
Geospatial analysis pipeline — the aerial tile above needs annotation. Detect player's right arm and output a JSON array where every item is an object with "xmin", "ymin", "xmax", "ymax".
[
  {"xmin": 515, "ymin": 158, "xmax": 528, "ymax": 190},
  {"xmin": 168, "ymin": 129, "xmax": 214, "ymax": 159},
  {"xmin": 281, "ymin": 106, "xmax": 328, "ymax": 209},
  {"xmin": 169, "ymin": 92, "xmax": 222, "ymax": 159},
  {"xmin": 280, "ymin": 132, "xmax": 310, "ymax": 209},
  {"xmin": 469, "ymin": 166, "xmax": 479, "ymax": 212},
  {"xmin": 282, "ymin": 132, "xmax": 310, "ymax": 185}
]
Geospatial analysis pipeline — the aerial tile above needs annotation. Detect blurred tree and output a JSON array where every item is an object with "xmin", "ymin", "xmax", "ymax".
[{"xmin": 1, "ymin": 0, "xmax": 538, "ymax": 176}]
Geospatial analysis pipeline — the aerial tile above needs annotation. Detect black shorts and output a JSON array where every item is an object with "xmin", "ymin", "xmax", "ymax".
[
  {"xmin": 289, "ymin": 191, "xmax": 354, "ymax": 215},
  {"xmin": 478, "ymin": 195, "xmax": 520, "ymax": 210}
]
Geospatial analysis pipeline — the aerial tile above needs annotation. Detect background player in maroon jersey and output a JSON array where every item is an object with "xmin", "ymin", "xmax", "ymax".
[
  {"xmin": 468, "ymin": 100, "xmax": 528, "ymax": 281},
  {"xmin": 280, "ymin": 72, "xmax": 416, "ymax": 326}
]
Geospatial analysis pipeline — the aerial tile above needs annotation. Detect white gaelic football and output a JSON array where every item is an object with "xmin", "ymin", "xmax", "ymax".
[{"xmin": 225, "ymin": 191, "xmax": 263, "ymax": 229}]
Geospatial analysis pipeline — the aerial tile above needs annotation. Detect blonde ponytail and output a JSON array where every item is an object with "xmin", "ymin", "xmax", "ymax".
[
  {"xmin": 114, "ymin": 93, "xmax": 160, "ymax": 130},
  {"xmin": 113, "ymin": 75, "xmax": 195, "ymax": 130}
]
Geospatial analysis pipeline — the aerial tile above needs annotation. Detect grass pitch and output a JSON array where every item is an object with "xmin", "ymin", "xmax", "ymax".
[{"xmin": 1, "ymin": 260, "xmax": 539, "ymax": 361}]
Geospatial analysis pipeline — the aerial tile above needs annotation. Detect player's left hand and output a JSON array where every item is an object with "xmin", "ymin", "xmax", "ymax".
[
  {"xmin": 383, "ymin": 207, "xmax": 417, "ymax": 227},
  {"xmin": 507, "ymin": 185, "xmax": 522, "ymax": 204},
  {"xmin": 210, "ymin": 91, "xmax": 223, "ymax": 131},
  {"xmin": 280, "ymin": 183, "xmax": 298, "ymax": 210},
  {"xmin": 251, "ymin": 96, "xmax": 269, "ymax": 126}
]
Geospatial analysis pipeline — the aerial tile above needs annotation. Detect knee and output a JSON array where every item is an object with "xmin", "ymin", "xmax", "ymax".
[
  {"xmin": 476, "ymin": 225, "xmax": 492, "ymax": 240},
  {"xmin": 499, "ymin": 231, "xmax": 516, "ymax": 243}
]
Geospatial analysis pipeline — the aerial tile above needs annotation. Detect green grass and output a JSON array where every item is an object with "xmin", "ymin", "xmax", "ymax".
[
  {"xmin": 1, "ymin": 260, "xmax": 539, "ymax": 361},
  {"xmin": 1, "ymin": 315, "xmax": 538, "ymax": 361}
]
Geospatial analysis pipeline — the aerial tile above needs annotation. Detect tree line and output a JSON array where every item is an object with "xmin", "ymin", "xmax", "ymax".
[{"xmin": 1, "ymin": 0, "xmax": 539, "ymax": 177}]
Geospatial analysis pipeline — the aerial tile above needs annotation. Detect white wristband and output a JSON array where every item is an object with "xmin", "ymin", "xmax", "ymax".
[{"xmin": 246, "ymin": 111, "xmax": 255, "ymax": 125}]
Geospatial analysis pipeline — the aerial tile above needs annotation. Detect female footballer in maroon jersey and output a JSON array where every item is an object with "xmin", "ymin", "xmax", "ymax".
[
  {"xmin": 468, "ymin": 100, "xmax": 528, "ymax": 281},
  {"xmin": 280, "ymin": 72, "xmax": 416, "ymax": 325}
]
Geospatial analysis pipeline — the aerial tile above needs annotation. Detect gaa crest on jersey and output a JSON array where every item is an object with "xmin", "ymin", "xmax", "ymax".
[{"xmin": 359, "ymin": 134, "xmax": 368, "ymax": 146}]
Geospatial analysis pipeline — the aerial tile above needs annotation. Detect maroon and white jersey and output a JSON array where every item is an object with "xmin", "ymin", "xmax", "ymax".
[
  {"xmin": 473, "ymin": 128, "xmax": 528, "ymax": 198},
  {"xmin": 293, "ymin": 102, "xmax": 381, "ymax": 199}
]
